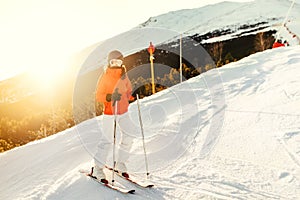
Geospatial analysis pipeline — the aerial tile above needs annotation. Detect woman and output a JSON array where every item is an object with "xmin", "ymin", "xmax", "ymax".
[{"xmin": 93, "ymin": 50, "xmax": 133, "ymax": 183}]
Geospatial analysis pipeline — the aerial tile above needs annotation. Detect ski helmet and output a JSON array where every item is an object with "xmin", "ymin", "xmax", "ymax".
[{"xmin": 107, "ymin": 50, "xmax": 123, "ymax": 63}]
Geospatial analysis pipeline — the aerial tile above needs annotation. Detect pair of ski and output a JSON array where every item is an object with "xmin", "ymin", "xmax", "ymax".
[
  {"xmin": 86, "ymin": 95, "xmax": 151, "ymax": 194},
  {"xmin": 83, "ymin": 166, "xmax": 154, "ymax": 194}
]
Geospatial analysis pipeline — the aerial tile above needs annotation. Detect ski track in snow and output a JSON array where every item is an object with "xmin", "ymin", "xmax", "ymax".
[
  {"xmin": 146, "ymin": 46, "xmax": 300, "ymax": 200},
  {"xmin": 1, "ymin": 0, "xmax": 300, "ymax": 199},
  {"xmin": 2, "ymin": 46, "xmax": 300, "ymax": 200},
  {"xmin": 278, "ymin": 131, "xmax": 300, "ymax": 168},
  {"xmin": 1, "ymin": 49, "xmax": 300, "ymax": 199}
]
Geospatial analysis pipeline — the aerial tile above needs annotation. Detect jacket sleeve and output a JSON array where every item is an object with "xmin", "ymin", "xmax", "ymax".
[
  {"xmin": 96, "ymin": 73, "xmax": 107, "ymax": 103},
  {"xmin": 125, "ymin": 76, "xmax": 132, "ymax": 99}
]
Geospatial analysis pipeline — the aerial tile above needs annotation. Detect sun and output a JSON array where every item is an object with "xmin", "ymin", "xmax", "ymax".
[{"xmin": 28, "ymin": 64, "xmax": 66, "ymax": 91}]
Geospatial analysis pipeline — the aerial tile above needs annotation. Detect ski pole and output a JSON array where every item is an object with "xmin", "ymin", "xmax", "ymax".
[
  {"xmin": 136, "ymin": 94, "xmax": 150, "ymax": 179},
  {"xmin": 112, "ymin": 100, "xmax": 118, "ymax": 185}
]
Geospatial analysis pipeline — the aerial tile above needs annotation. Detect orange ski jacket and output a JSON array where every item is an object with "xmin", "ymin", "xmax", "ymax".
[{"xmin": 96, "ymin": 67, "xmax": 132, "ymax": 115}]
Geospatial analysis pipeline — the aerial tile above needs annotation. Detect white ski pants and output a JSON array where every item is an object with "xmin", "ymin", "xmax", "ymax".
[{"xmin": 94, "ymin": 113, "xmax": 134, "ymax": 167}]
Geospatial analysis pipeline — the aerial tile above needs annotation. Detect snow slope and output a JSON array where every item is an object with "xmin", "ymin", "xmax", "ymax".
[
  {"xmin": 1, "ymin": 0, "xmax": 300, "ymax": 199},
  {"xmin": 80, "ymin": 0, "xmax": 300, "ymax": 75},
  {"xmin": 138, "ymin": 0, "xmax": 299, "ymax": 37},
  {"xmin": 1, "ymin": 45, "xmax": 300, "ymax": 199}
]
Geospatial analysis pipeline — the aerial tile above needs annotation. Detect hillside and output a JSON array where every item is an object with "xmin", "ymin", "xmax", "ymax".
[
  {"xmin": 138, "ymin": 0, "xmax": 299, "ymax": 41},
  {"xmin": 1, "ymin": 0, "xmax": 300, "ymax": 199},
  {"xmin": 1, "ymin": 0, "xmax": 298, "ymax": 127},
  {"xmin": 1, "ymin": 45, "xmax": 300, "ymax": 199}
]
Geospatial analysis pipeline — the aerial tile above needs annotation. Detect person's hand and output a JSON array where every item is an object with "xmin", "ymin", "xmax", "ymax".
[
  {"xmin": 112, "ymin": 89, "xmax": 121, "ymax": 102},
  {"xmin": 106, "ymin": 94, "xmax": 112, "ymax": 102},
  {"xmin": 129, "ymin": 95, "xmax": 135, "ymax": 103}
]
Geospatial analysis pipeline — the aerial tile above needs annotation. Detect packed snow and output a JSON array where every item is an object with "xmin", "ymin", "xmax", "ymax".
[
  {"xmin": 1, "ymin": 46, "xmax": 300, "ymax": 200},
  {"xmin": 1, "ymin": 0, "xmax": 300, "ymax": 199}
]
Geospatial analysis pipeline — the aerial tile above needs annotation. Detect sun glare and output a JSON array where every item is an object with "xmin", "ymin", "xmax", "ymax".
[{"xmin": 28, "ymin": 61, "xmax": 67, "ymax": 91}]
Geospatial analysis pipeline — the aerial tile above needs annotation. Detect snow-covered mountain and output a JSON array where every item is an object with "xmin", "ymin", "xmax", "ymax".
[
  {"xmin": 1, "ymin": 45, "xmax": 300, "ymax": 200},
  {"xmin": 80, "ymin": 0, "xmax": 300, "ymax": 75},
  {"xmin": 138, "ymin": 0, "xmax": 297, "ymax": 38},
  {"xmin": 1, "ymin": 0, "xmax": 300, "ymax": 199}
]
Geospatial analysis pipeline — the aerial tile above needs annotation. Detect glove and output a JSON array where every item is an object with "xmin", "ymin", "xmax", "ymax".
[
  {"xmin": 112, "ymin": 88, "xmax": 121, "ymax": 102},
  {"xmin": 106, "ymin": 94, "xmax": 112, "ymax": 102},
  {"xmin": 106, "ymin": 89, "xmax": 122, "ymax": 104},
  {"xmin": 129, "ymin": 95, "xmax": 135, "ymax": 103}
]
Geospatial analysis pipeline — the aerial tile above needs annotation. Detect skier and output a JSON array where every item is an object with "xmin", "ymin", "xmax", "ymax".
[
  {"xmin": 272, "ymin": 39, "xmax": 285, "ymax": 48},
  {"xmin": 93, "ymin": 50, "xmax": 133, "ymax": 183}
]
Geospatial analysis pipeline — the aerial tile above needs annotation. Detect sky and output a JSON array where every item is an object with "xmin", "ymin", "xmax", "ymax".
[{"xmin": 0, "ymin": 0, "xmax": 252, "ymax": 81}]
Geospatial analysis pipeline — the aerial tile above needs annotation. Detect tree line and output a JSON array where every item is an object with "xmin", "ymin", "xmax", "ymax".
[{"xmin": 0, "ymin": 107, "xmax": 74, "ymax": 152}]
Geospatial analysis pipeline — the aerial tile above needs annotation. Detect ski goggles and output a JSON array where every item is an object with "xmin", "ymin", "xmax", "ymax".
[{"xmin": 109, "ymin": 59, "xmax": 123, "ymax": 67}]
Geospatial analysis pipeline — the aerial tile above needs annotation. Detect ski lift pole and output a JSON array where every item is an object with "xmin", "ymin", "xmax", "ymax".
[
  {"xmin": 136, "ymin": 94, "xmax": 150, "ymax": 179},
  {"xmin": 180, "ymin": 33, "xmax": 183, "ymax": 83},
  {"xmin": 111, "ymin": 100, "xmax": 118, "ymax": 185},
  {"xmin": 148, "ymin": 42, "xmax": 156, "ymax": 94}
]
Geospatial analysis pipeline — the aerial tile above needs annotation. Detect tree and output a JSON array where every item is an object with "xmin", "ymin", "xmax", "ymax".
[
  {"xmin": 210, "ymin": 42, "xmax": 224, "ymax": 64},
  {"xmin": 205, "ymin": 64, "xmax": 214, "ymax": 71},
  {"xmin": 224, "ymin": 52, "xmax": 234, "ymax": 64},
  {"xmin": 255, "ymin": 32, "xmax": 273, "ymax": 52}
]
